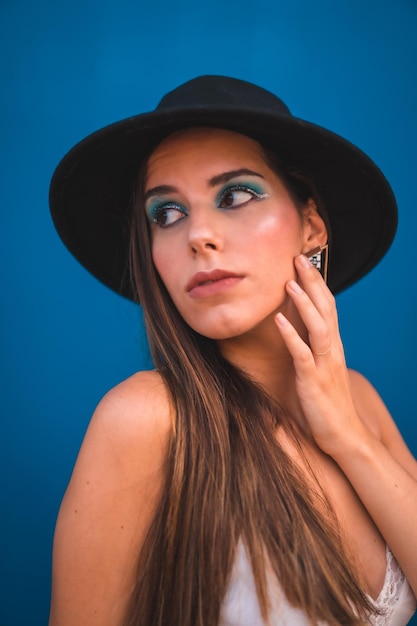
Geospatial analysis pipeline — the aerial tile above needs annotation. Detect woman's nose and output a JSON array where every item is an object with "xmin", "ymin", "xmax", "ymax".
[{"xmin": 187, "ymin": 208, "xmax": 224, "ymax": 254}]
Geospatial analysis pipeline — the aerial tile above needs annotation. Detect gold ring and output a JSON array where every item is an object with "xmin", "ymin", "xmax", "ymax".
[{"xmin": 313, "ymin": 346, "xmax": 331, "ymax": 356}]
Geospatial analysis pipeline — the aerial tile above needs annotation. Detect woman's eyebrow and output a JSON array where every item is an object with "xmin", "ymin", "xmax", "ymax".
[
  {"xmin": 209, "ymin": 169, "xmax": 265, "ymax": 187},
  {"xmin": 144, "ymin": 169, "xmax": 265, "ymax": 201},
  {"xmin": 144, "ymin": 184, "xmax": 178, "ymax": 202}
]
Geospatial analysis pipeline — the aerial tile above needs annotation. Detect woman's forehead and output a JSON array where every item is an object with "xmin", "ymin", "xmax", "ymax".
[{"xmin": 145, "ymin": 127, "xmax": 266, "ymax": 184}]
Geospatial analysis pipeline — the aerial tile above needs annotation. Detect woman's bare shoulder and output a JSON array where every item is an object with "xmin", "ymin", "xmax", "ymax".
[
  {"xmin": 96, "ymin": 368, "xmax": 172, "ymax": 426},
  {"xmin": 347, "ymin": 369, "xmax": 385, "ymax": 438},
  {"xmin": 61, "ymin": 368, "xmax": 174, "ymax": 528},
  {"xmin": 348, "ymin": 368, "xmax": 417, "ymax": 476},
  {"xmin": 75, "ymin": 369, "xmax": 173, "ymax": 480},
  {"xmin": 93, "ymin": 369, "xmax": 173, "ymax": 443},
  {"xmin": 49, "ymin": 370, "xmax": 173, "ymax": 626}
]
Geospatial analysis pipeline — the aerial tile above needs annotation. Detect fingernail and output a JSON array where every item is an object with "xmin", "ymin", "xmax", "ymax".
[
  {"xmin": 298, "ymin": 254, "xmax": 311, "ymax": 269},
  {"xmin": 276, "ymin": 312, "xmax": 288, "ymax": 326},
  {"xmin": 289, "ymin": 280, "xmax": 303, "ymax": 294}
]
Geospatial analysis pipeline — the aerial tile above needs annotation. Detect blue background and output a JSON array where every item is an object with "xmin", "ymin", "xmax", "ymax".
[{"xmin": 1, "ymin": 1, "xmax": 416, "ymax": 624}]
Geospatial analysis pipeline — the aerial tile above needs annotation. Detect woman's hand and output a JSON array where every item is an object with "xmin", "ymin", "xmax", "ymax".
[
  {"xmin": 275, "ymin": 253, "xmax": 368, "ymax": 457},
  {"xmin": 275, "ymin": 254, "xmax": 417, "ymax": 596}
]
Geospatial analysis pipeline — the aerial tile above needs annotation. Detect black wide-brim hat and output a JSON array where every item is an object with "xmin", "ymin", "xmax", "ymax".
[{"xmin": 49, "ymin": 75, "xmax": 397, "ymax": 300}]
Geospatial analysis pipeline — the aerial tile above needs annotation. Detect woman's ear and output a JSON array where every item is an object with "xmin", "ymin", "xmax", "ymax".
[{"xmin": 301, "ymin": 198, "xmax": 328, "ymax": 254}]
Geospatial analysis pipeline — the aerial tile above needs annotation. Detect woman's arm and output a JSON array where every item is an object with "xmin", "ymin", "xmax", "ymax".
[
  {"xmin": 49, "ymin": 370, "xmax": 172, "ymax": 626},
  {"xmin": 276, "ymin": 253, "xmax": 417, "ymax": 596},
  {"xmin": 336, "ymin": 369, "xmax": 417, "ymax": 592}
]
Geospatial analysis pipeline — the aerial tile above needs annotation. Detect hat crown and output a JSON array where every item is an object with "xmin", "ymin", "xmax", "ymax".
[{"xmin": 156, "ymin": 75, "xmax": 292, "ymax": 115}]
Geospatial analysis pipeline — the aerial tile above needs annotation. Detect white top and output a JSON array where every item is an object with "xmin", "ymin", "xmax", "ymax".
[{"xmin": 219, "ymin": 542, "xmax": 416, "ymax": 626}]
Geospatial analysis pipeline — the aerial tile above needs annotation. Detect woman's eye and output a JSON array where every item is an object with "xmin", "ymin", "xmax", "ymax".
[
  {"xmin": 151, "ymin": 204, "xmax": 187, "ymax": 228},
  {"xmin": 219, "ymin": 186, "xmax": 266, "ymax": 209}
]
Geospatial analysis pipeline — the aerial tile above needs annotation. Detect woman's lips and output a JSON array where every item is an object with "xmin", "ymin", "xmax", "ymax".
[{"xmin": 186, "ymin": 269, "xmax": 244, "ymax": 298}]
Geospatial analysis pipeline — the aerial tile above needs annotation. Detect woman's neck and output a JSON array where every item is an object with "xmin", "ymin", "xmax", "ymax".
[{"xmin": 217, "ymin": 313, "xmax": 308, "ymax": 430}]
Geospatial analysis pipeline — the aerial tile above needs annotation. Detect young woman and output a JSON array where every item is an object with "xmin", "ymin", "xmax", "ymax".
[{"xmin": 49, "ymin": 76, "xmax": 417, "ymax": 626}]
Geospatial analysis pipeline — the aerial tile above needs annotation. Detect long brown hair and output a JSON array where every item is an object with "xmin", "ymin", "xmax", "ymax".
[{"xmin": 125, "ymin": 134, "xmax": 377, "ymax": 626}]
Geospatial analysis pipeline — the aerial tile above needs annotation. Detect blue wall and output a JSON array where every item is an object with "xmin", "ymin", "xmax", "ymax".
[{"xmin": 1, "ymin": 1, "xmax": 416, "ymax": 624}]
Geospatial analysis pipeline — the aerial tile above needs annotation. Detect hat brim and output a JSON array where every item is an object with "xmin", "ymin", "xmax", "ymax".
[{"xmin": 49, "ymin": 105, "xmax": 397, "ymax": 300}]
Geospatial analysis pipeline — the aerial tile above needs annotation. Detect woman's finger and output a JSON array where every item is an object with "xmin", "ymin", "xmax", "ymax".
[
  {"xmin": 285, "ymin": 279, "xmax": 333, "ymax": 358},
  {"xmin": 294, "ymin": 254, "xmax": 337, "ymax": 328},
  {"xmin": 275, "ymin": 312, "xmax": 317, "ymax": 373}
]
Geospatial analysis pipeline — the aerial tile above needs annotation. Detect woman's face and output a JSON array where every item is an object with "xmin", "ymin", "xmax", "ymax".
[{"xmin": 144, "ymin": 127, "xmax": 325, "ymax": 341}]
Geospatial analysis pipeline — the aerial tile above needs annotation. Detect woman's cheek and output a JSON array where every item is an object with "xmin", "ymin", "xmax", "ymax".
[{"xmin": 152, "ymin": 246, "xmax": 182, "ymax": 300}]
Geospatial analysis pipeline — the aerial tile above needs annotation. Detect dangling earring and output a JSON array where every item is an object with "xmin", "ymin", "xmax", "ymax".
[{"xmin": 306, "ymin": 244, "xmax": 329, "ymax": 283}]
